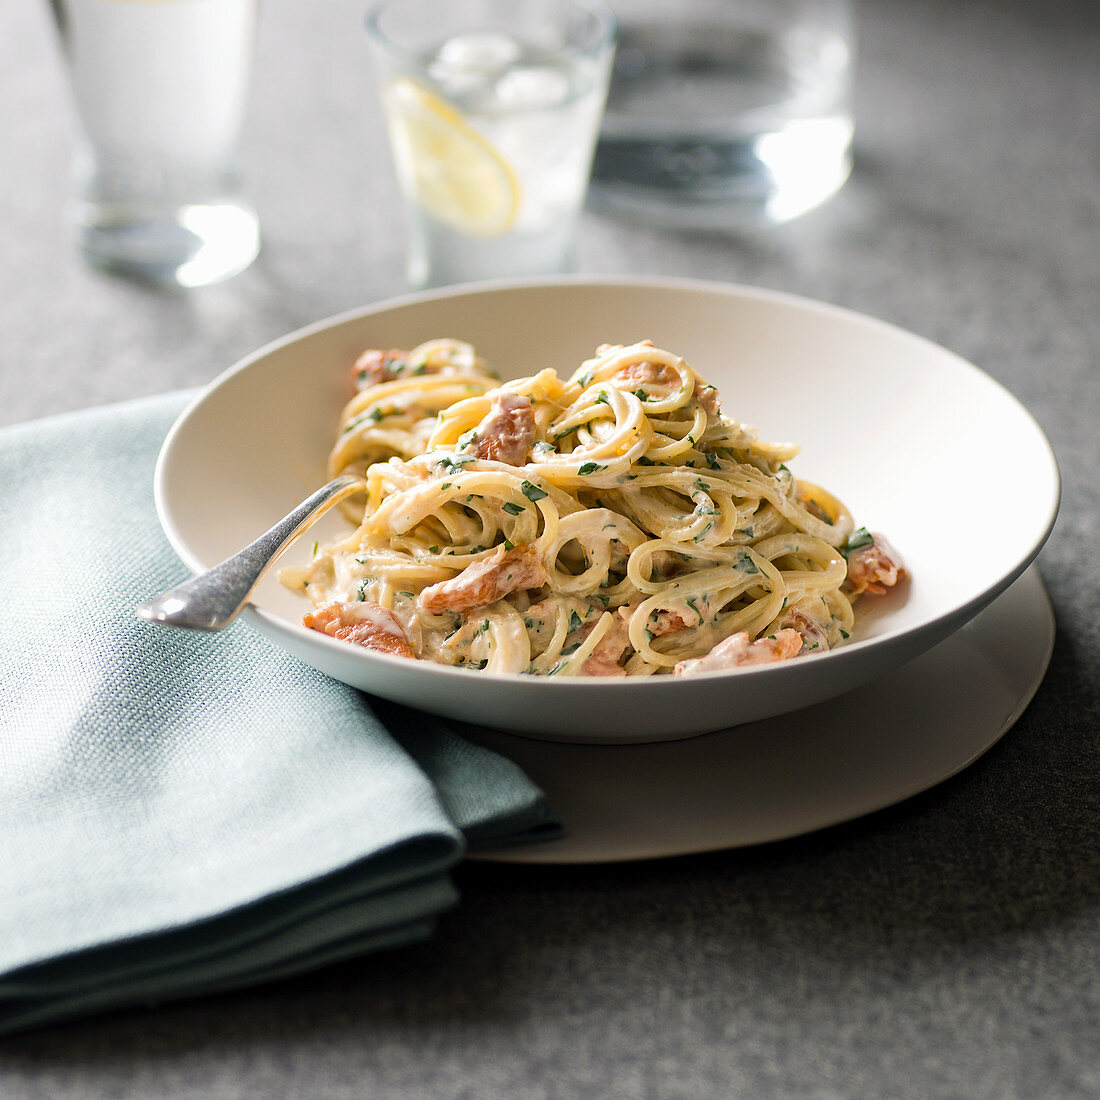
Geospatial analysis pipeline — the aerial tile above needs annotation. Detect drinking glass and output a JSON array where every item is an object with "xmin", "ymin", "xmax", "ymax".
[
  {"xmin": 591, "ymin": 0, "xmax": 855, "ymax": 230},
  {"xmin": 366, "ymin": 0, "xmax": 617, "ymax": 289},
  {"xmin": 48, "ymin": 0, "xmax": 260, "ymax": 287}
]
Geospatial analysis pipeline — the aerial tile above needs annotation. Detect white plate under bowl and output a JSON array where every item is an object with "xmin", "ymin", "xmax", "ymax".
[
  {"xmin": 467, "ymin": 565, "xmax": 1054, "ymax": 862},
  {"xmin": 154, "ymin": 277, "xmax": 1060, "ymax": 742}
]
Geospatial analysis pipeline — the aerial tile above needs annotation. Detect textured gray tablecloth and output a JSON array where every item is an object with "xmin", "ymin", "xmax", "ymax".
[{"xmin": 1, "ymin": 0, "xmax": 1098, "ymax": 1096}]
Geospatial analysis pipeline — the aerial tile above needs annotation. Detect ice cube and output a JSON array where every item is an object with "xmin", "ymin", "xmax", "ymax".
[
  {"xmin": 436, "ymin": 32, "xmax": 523, "ymax": 72},
  {"xmin": 493, "ymin": 66, "xmax": 571, "ymax": 110}
]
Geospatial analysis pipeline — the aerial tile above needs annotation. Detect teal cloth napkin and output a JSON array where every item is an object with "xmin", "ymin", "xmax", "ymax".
[{"xmin": 0, "ymin": 393, "xmax": 560, "ymax": 1036}]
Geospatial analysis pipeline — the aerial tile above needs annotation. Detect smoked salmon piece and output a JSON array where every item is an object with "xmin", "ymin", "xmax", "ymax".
[{"xmin": 303, "ymin": 601, "xmax": 415, "ymax": 659}]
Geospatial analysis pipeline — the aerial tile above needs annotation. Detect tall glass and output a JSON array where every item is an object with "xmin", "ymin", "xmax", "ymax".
[
  {"xmin": 591, "ymin": 0, "xmax": 855, "ymax": 230},
  {"xmin": 366, "ymin": 0, "xmax": 617, "ymax": 290},
  {"xmin": 48, "ymin": 0, "xmax": 260, "ymax": 287}
]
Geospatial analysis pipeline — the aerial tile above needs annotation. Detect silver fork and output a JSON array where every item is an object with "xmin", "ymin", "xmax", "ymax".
[{"xmin": 136, "ymin": 474, "xmax": 362, "ymax": 631}]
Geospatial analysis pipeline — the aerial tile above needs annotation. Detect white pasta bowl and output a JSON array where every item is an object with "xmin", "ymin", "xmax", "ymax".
[{"xmin": 154, "ymin": 278, "xmax": 1060, "ymax": 742}]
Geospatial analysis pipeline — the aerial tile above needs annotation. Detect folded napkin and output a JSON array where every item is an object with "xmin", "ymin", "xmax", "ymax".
[{"xmin": 0, "ymin": 393, "xmax": 559, "ymax": 1036}]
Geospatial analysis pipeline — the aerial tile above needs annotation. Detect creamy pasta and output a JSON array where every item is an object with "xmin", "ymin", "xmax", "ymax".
[{"xmin": 280, "ymin": 338, "xmax": 905, "ymax": 676}]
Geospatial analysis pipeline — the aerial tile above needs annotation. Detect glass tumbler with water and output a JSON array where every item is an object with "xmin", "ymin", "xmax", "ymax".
[
  {"xmin": 366, "ymin": 0, "xmax": 617, "ymax": 289},
  {"xmin": 591, "ymin": 0, "xmax": 854, "ymax": 229},
  {"xmin": 48, "ymin": 0, "xmax": 260, "ymax": 287}
]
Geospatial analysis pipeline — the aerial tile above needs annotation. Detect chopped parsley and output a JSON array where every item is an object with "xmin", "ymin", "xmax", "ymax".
[
  {"xmin": 578, "ymin": 461, "xmax": 606, "ymax": 476},
  {"xmin": 521, "ymin": 479, "xmax": 548, "ymax": 502},
  {"xmin": 437, "ymin": 454, "xmax": 475, "ymax": 475},
  {"xmin": 845, "ymin": 527, "xmax": 874, "ymax": 554},
  {"xmin": 502, "ymin": 501, "xmax": 525, "ymax": 515},
  {"xmin": 735, "ymin": 550, "xmax": 760, "ymax": 573}
]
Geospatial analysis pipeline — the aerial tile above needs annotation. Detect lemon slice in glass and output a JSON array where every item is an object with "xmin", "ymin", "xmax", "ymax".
[{"xmin": 384, "ymin": 78, "xmax": 521, "ymax": 238}]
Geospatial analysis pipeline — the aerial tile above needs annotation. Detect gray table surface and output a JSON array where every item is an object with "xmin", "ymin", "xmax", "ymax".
[{"xmin": 2, "ymin": 0, "xmax": 1098, "ymax": 1096}]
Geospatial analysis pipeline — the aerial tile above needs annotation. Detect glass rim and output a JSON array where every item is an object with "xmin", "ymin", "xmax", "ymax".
[{"xmin": 364, "ymin": 0, "xmax": 618, "ymax": 67}]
